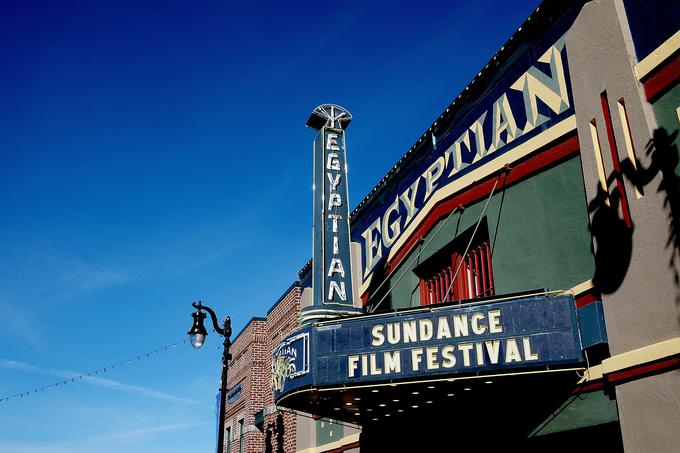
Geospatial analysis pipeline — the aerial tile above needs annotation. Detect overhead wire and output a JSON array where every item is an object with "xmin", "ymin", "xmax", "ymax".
[
  {"xmin": 0, "ymin": 338, "xmax": 188, "ymax": 403},
  {"xmin": 367, "ymin": 206, "xmax": 463, "ymax": 313},
  {"xmin": 369, "ymin": 167, "xmax": 509, "ymax": 313},
  {"xmin": 442, "ymin": 170, "xmax": 506, "ymax": 303}
]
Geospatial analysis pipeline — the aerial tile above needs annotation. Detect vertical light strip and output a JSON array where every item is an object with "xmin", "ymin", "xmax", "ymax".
[
  {"xmin": 589, "ymin": 119, "xmax": 610, "ymax": 205},
  {"xmin": 617, "ymin": 98, "xmax": 643, "ymax": 198}
]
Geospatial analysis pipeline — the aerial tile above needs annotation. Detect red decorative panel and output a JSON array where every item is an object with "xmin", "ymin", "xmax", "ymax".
[{"xmin": 420, "ymin": 240, "xmax": 494, "ymax": 305}]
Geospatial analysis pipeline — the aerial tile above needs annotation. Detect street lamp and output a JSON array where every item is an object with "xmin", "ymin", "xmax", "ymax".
[{"xmin": 188, "ymin": 301, "xmax": 232, "ymax": 453}]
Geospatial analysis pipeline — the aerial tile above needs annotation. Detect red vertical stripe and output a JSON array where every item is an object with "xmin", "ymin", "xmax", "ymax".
[
  {"xmin": 618, "ymin": 97, "xmax": 644, "ymax": 196},
  {"xmin": 480, "ymin": 246, "xmax": 488, "ymax": 295},
  {"xmin": 600, "ymin": 92, "xmax": 632, "ymax": 228},
  {"xmin": 472, "ymin": 250, "xmax": 480, "ymax": 298},
  {"xmin": 485, "ymin": 242, "xmax": 494, "ymax": 295},
  {"xmin": 417, "ymin": 242, "xmax": 495, "ymax": 306},
  {"xmin": 449, "ymin": 264, "xmax": 455, "ymax": 299},
  {"xmin": 419, "ymin": 280, "xmax": 428, "ymax": 307},
  {"xmin": 463, "ymin": 259, "xmax": 470, "ymax": 300},
  {"xmin": 438, "ymin": 276, "xmax": 443, "ymax": 303},
  {"xmin": 440, "ymin": 271, "xmax": 446, "ymax": 302}
]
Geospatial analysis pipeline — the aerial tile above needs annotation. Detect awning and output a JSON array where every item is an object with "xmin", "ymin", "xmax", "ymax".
[{"xmin": 529, "ymin": 389, "xmax": 619, "ymax": 436}]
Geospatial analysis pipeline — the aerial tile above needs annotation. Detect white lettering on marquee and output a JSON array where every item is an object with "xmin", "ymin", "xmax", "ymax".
[
  {"xmin": 346, "ymin": 309, "xmax": 544, "ymax": 378},
  {"xmin": 372, "ymin": 325, "xmax": 385, "ymax": 346},
  {"xmin": 384, "ymin": 351, "xmax": 401, "ymax": 374}
]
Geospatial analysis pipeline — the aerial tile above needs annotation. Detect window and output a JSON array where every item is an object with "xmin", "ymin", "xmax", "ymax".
[
  {"xmin": 226, "ymin": 427, "xmax": 231, "ymax": 453},
  {"xmin": 238, "ymin": 419, "xmax": 244, "ymax": 453},
  {"xmin": 417, "ymin": 224, "xmax": 494, "ymax": 305}
]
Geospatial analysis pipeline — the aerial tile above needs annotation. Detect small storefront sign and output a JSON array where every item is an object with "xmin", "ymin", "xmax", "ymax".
[{"xmin": 227, "ymin": 384, "xmax": 242, "ymax": 404}]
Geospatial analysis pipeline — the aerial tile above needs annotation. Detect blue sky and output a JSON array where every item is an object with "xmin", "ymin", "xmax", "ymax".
[{"xmin": 0, "ymin": 1, "xmax": 538, "ymax": 451}]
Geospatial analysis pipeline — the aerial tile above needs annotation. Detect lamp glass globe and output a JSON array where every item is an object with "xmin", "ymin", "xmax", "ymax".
[{"xmin": 190, "ymin": 333, "xmax": 206, "ymax": 350}]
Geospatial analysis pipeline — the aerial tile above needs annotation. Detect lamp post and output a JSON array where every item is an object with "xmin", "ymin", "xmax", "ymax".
[{"xmin": 188, "ymin": 301, "xmax": 232, "ymax": 453}]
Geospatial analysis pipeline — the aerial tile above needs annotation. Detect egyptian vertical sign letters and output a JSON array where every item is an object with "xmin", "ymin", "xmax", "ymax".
[{"xmin": 311, "ymin": 105, "xmax": 355, "ymax": 308}]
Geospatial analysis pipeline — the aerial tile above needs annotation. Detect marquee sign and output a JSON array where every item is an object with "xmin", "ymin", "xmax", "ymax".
[
  {"xmin": 274, "ymin": 294, "xmax": 583, "ymax": 398},
  {"xmin": 351, "ymin": 34, "xmax": 575, "ymax": 288}
]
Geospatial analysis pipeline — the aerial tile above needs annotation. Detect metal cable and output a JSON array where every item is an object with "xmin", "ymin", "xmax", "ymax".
[
  {"xmin": 368, "ymin": 206, "xmax": 462, "ymax": 313},
  {"xmin": 0, "ymin": 339, "xmax": 188, "ymax": 403},
  {"xmin": 443, "ymin": 173, "xmax": 503, "ymax": 303}
]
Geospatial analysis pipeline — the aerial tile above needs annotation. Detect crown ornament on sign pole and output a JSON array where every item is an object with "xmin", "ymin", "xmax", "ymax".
[{"xmin": 306, "ymin": 104, "xmax": 353, "ymax": 131}]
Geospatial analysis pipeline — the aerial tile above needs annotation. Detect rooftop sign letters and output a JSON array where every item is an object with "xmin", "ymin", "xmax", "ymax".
[{"xmin": 352, "ymin": 35, "xmax": 574, "ymax": 286}]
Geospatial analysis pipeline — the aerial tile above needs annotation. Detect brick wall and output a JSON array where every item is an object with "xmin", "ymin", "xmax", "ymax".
[
  {"xmin": 263, "ymin": 284, "xmax": 301, "ymax": 453},
  {"xmin": 224, "ymin": 317, "xmax": 268, "ymax": 453},
  {"xmin": 222, "ymin": 283, "xmax": 301, "ymax": 453}
]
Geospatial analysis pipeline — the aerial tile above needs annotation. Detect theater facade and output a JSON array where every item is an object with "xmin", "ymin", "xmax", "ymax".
[{"xmin": 227, "ymin": 1, "xmax": 680, "ymax": 452}]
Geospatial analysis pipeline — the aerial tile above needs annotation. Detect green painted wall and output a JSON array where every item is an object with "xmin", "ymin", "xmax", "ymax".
[
  {"xmin": 650, "ymin": 83, "xmax": 680, "ymax": 178},
  {"xmin": 377, "ymin": 155, "xmax": 595, "ymax": 310},
  {"xmin": 315, "ymin": 418, "xmax": 343, "ymax": 447}
]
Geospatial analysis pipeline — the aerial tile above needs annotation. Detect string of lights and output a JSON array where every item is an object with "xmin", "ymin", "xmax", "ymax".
[{"xmin": 0, "ymin": 338, "xmax": 188, "ymax": 403}]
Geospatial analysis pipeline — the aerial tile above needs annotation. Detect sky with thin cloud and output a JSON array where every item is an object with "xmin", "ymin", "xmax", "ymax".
[{"xmin": 0, "ymin": 0, "xmax": 538, "ymax": 451}]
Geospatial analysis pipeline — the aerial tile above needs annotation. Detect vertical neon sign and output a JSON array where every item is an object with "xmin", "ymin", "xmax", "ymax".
[{"xmin": 302, "ymin": 104, "xmax": 362, "ymax": 325}]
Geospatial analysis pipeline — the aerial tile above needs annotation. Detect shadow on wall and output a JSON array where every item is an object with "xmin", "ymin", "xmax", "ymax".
[
  {"xmin": 589, "ymin": 127, "xmax": 680, "ymax": 313},
  {"xmin": 588, "ymin": 180, "xmax": 634, "ymax": 294},
  {"xmin": 264, "ymin": 414, "xmax": 286, "ymax": 453},
  {"xmin": 265, "ymin": 426, "xmax": 273, "ymax": 453},
  {"xmin": 276, "ymin": 413, "xmax": 285, "ymax": 453}
]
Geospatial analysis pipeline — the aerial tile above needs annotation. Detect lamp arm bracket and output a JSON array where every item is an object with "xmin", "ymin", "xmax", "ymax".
[{"xmin": 192, "ymin": 301, "xmax": 225, "ymax": 336}]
